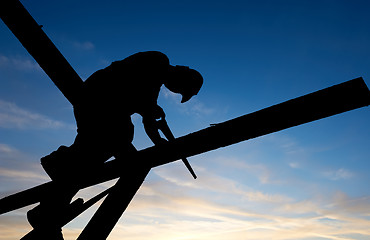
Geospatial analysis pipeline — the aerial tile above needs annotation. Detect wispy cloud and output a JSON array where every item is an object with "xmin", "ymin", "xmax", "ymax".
[
  {"xmin": 3, "ymin": 183, "xmax": 369, "ymax": 240},
  {"xmin": 0, "ymin": 142, "xmax": 367, "ymax": 240},
  {"xmin": 322, "ymin": 168, "xmax": 354, "ymax": 181},
  {"xmin": 0, "ymin": 143, "xmax": 48, "ymax": 185},
  {"xmin": 73, "ymin": 41, "xmax": 95, "ymax": 51},
  {"xmin": 0, "ymin": 215, "xmax": 33, "ymax": 240},
  {"xmin": 109, "ymin": 180, "xmax": 370, "ymax": 240},
  {"xmin": 0, "ymin": 167, "xmax": 48, "ymax": 182},
  {"xmin": 0, "ymin": 99, "xmax": 74, "ymax": 130},
  {"xmin": 1, "ymin": 158, "xmax": 369, "ymax": 240},
  {"xmin": 0, "ymin": 54, "xmax": 40, "ymax": 71},
  {"xmin": 0, "ymin": 143, "xmax": 18, "ymax": 155},
  {"xmin": 218, "ymin": 156, "xmax": 274, "ymax": 184},
  {"xmin": 265, "ymin": 134, "xmax": 309, "ymax": 163},
  {"xmin": 153, "ymin": 162, "xmax": 292, "ymax": 204},
  {"xmin": 160, "ymin": 88, "xmax": 216, "ymax": 118},
  {"xmin": 0, "ymin": 143, "xmax": 29, "ymax": 165},
  {"xmin": 103, "ymin": 156, "xmax": 370, "ymax": 240},
  {"xmin": 330, "ymin": 191, "xmax": 370, "ymax": 216},
  {"xmin": 288, "ymin": 161, "xmax": 300, "ymax": 169}
]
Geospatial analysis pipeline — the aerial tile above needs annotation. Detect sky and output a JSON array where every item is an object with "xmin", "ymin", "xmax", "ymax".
[{"xmin": 1, "ymin": 0, "xmax": 370, "ymax": 239}]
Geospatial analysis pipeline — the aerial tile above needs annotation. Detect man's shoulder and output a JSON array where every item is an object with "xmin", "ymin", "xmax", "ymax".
[
  {"xmin": 104, "ymin": 51, "xmax": 170, "ymax": 74},
  {"xmin": 133, "ymin": 50, "xmax": 167, "ymax": 56},
  {"xmin": 122, "ymin": 51, "xmax": 170, "ymax": 65},
  {"xmin": 136, "ymin": 51, "xmax": 168, "ymax": 58}
]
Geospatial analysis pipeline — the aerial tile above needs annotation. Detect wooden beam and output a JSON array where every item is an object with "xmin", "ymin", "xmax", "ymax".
[
  {"xmin": 77, "ymin": 166, "xmax": 151, "ymax": 240},
  {"xmin": 145, "ymin": 77, "xmax": 370, "ymax": 167},
  {"xmin": 1, "ymin": 77, "xmax": 369, "ymax": 216},
  {"xmin": 0, "ymin": 0, "xmax": 83, "ymax": 106}
]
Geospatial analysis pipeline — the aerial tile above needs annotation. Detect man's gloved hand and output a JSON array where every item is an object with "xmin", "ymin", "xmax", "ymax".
[{"xmin": 142, "ymin": 104, "xmax": 168, "ymax": 145}]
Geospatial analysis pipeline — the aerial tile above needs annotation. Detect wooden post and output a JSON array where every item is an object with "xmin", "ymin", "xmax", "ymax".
[{"xmin": 77, "ymin": 166, "xmax": 151, "ymax": 240}]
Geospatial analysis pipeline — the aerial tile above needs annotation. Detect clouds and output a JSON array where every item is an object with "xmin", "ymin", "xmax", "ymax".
[
  {"xmin": 0, "ymin": 143, "xmax": 29, "ymax": 165},
  {"xmin": 0, "ymin": 99, "xmax": 74, "ymax": 130},
  {"xmin": 0, "ymin": 215, "xmax": 33, "ymax": 240},
  {"xmin": 160, "ymin": 88, "xmax": 216, "ymax": 118},
  {"xmin": 261, "ymin": 134, "xmax": 358, "ymax": 184},
  {"xmin": 0, "ymin": 54, "xmax": 40, "ymax": 71},
  {"xmin": 275, "ymin": 194, "xmax": 370, "ymax": 239},
  {"xmin": 72, "ymin": 41, "xmax": 95, "ymax": 51},
  {"xmin": 0, "ymin": 143, "xmax": 17, "ymax": 156},
  {"xmin": 0, "ymin": 144, "xmax": 49, "ymax": 238},
  {"xmin": 103, "ymin": 161, "xmax": 370, "ymax": 240},
  {"xmin": 0, "ymin": 167, "xmax": 48, "ymax": 183},
  {"xmin": 0, "ymin": 146, "xmax": 369, "ymax": 240},
  {"xmin": 322, "ymin": 168, "xmax": 354, "ymax": 181},
  {"xmin": 0, "ymin": 143, "xmax": 48, "ymax": 187},
  {"xmin": 153, "ymin": 161, "xmax": 291, "ymax": 204}
]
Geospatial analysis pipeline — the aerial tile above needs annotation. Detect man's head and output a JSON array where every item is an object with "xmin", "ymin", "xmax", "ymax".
[{"xmin": 165, "ymin": 65, "xmax": 203, "ymax": 103}]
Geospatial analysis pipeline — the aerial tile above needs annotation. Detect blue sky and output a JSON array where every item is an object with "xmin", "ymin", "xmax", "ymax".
[{"xmin": 1, "ymin": 0, "xmax": 370, "ymax": 239}]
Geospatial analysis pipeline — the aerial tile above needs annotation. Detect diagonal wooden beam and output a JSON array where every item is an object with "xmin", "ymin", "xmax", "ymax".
[
  {"xmin": 20, "ymin": 187, "xmax": 113, "ymax": 240},
  {"xmin": 77, "ymin": 166, "xmax": 151, "ymax": 240},
  {"xmin": 1, "ymin": 77, "xmax": 369, "ymax": 216},
  {"xmin": 145, "ymin": 77, "xmax": 370, "ymax": 167},
  {"xmin": 0, "ymin": 0, "xmax": 83, "ymax": 106}
]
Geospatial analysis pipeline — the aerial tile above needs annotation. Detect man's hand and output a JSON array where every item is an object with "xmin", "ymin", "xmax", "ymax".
[{"xmin": 142, "ymin": 105, "xmax": 167, "ymax": 145}]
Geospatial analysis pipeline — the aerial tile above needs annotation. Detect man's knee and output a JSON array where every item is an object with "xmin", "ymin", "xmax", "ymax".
[{"xmin": 40, "ymin": 145, "xmax": 74, "ymax": 181}]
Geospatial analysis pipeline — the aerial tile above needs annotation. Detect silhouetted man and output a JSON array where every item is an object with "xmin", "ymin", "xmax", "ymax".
[
  {"xmin": 30, "ymin": 51, "xmax": 202, "ymax": 239},
  {"xmin": 41, "ymin": 51, "xmax": 203, "ymax": 181}
]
